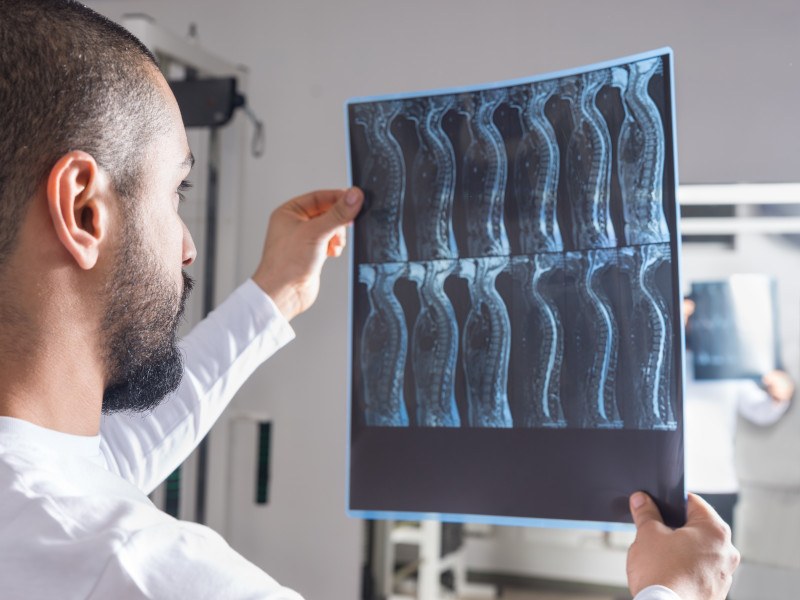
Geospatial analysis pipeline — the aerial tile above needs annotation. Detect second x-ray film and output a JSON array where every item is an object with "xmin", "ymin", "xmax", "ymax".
[
  {"xmin": 346, "ymin": 49, "xmax": 685, "ymax": 528},
  {"xmin": 690, "ymin": 275, "xmax": 781, "ymax": 381}
]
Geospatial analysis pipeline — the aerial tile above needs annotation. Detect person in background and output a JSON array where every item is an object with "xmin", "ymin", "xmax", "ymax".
[
  {"xmin": 0, "ymin": 1, "xmax": 739, "ymax": 599},
  {"xmin": 684, "ymin": 298, "xmax": 794, "ymax": 531}
]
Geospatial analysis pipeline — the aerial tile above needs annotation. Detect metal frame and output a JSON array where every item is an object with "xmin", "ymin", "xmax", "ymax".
[
  {"xmin": 123, "ymin": 14, "xmax": 242, "ymax": 76},
  {"xmin": 679, "ymin": 183, "xmax": 800, "ymax": 206},
  {"xmin": 379, "ymin": 521, "xmax": 496, "ymax": 600},
  {"xmin": 679, "ymin": 183, "xmax": 800, "ymax": 235}
]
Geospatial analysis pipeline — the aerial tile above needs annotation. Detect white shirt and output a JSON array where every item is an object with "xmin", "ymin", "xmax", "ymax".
[
  {"xmin": 0, "ymin": 280, "xmax": 302, "ymax": 600},
  {"xmin": 684, "ymin": 356, "xmax": 789, "ymax": 493},
  {"xmin": 635, "ymin": 587, "xmax": 681, "ymax": 600}
]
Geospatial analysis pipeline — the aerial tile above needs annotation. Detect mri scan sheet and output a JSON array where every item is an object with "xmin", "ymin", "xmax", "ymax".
[
  {"xmin": 690, "ymin": 275, "xmax": 780, "ymax": 381},
  {"xmin": 346, "ymin": 48, "xmax": 685, "ymax": 529}
]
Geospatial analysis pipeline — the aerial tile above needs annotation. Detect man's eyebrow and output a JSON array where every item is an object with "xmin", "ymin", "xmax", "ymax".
[{"xmin": 181, "ymin": 152, "xmax": 195, "ymax": 170}]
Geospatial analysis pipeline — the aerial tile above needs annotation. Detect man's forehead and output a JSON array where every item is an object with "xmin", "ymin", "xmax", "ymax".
[{"xmin": 148, "ymin": 66, "xmax": 193, "ymax": 168}]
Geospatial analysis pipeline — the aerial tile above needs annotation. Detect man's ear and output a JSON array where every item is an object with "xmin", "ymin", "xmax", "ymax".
[{"xmin": 46, "ymin": 151, "xmax": 111, "ymax": 270}]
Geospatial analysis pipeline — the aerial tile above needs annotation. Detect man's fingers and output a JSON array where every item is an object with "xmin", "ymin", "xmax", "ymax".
[
  {"xmin": 686, "ymin": 493, "xmax": 717, "ymax": 521},
  {"xmin": 285, "ymin": 189, "xmax": 343, "ymax": 220},
  {"xmin": 327, "ymin": 226, "xmax": 346, "ymax": 257},
  {"xmin": 686, "ymin": 493, "xmax": 729, "ymax": 531},
  {"xmin": 630, "ymin": 492, "xmax": 665, "ymax": 530},
  {"xmin": 293, "ymin": 187, "xmax": 363, "ymax": 219}
]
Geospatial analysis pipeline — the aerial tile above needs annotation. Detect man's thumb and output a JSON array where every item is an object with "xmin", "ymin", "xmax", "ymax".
[
  {"xmin": 314, "ymin": 187, "xmax": 364, "ymax": 238},
  {"xmin": 630, "ymin": 491, "xmax": 664, "ymax": 529}
]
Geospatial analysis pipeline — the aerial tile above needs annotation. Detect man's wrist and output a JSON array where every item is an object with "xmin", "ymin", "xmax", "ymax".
[{"xmin": 251, "ymin": 275, "xmax": 300, "ymax": 322}]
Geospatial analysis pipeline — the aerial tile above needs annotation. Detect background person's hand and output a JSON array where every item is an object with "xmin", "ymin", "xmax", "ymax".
[
  {"xmin": 627, "ymin": 492, "xmax": 740, "ymax": 600},
  {"xmin": 762, "ymin": 369, "xmax": 795, "ymax": 404},
  {"xmin": 252, "ymin": 188, "xmax": 364, "ymax": 321},
  {"xmin": 683, "ymin": 298, "xmax": 695, "ymax": 328}
]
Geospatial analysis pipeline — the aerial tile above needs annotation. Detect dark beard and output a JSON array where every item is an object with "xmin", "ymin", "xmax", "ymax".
[{"xmin": 101, "ymin": 226, "xmax": 195, "ymax": 414}]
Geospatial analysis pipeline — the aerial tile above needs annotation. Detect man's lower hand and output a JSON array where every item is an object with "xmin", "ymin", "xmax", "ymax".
[{"xmin": 626, "ymin": 492, "xmax": 740, "ymax": 600}]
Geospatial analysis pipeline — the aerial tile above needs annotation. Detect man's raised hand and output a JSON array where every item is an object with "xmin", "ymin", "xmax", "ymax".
[{"xmin": 253, "ymin": 188, "xmax": 364, "ymax": 321}]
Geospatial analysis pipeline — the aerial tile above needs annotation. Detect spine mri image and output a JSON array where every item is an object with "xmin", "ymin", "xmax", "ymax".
[{"xmin": 350, "ymin": 55, "xmax": 677, "ymax": 432}]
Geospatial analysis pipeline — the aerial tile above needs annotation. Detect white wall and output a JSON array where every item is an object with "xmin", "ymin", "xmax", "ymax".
[{"xmin": 87, "ymin": 0, "xmax": 800, "ymax": 596}]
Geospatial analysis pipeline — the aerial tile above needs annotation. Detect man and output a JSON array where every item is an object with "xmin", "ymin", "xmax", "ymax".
[
  {"xmin": 683, "ymin": 297, "xmax": 794, "ymax": 532},
  {"xmin": 0, "ymin": 1, "xmax": 738, "ymax": 598}
]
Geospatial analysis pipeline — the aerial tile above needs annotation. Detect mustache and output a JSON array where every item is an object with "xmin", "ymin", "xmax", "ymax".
[
  {"xmin": 176, "ymin": 271, "xmax": 195, "ymax": 322},
  {"xmin": 182, "ymin": 271, "xmax": 195, "ymax": 298}
]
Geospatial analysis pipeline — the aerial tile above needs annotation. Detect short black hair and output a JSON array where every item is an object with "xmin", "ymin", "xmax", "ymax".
[{"xmin": 0, "ymin": 0, "xmax": 168, "ymax": 264}]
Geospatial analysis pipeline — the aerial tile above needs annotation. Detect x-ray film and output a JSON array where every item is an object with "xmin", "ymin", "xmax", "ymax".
[
  {"xmin": 347, "ymin": 48, "xmax": 685, "ymax": 529},
  {"xmin": 690, "ymin": 275, "xmax": 780, "ymax": 381}
]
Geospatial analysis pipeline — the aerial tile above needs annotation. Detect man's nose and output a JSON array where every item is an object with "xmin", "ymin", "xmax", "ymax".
[{"xmin": 182, "ymin": 221, "xmax": 197, "ymax": 267}]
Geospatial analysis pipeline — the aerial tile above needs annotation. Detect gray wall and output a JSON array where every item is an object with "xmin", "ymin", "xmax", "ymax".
[{"xmin": 87, "ymin": 0, "xmax": 800, "ymax": 596}]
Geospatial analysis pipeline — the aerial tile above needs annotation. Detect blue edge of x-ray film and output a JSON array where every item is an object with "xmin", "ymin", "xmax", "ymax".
[{"xmin": 343, "ymin": 47, "xmax": 686, "ymax": 533}]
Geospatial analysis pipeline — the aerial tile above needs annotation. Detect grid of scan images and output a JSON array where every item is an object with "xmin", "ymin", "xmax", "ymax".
[{"xmin": 349, "ymin": 55, "xmax": 678, "ymax": 432}]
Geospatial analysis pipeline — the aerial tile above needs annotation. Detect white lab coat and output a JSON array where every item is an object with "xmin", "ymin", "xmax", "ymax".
[
  {"xmin": 684, "ymin": 354, "xmax": 789, "ymax": 493},
  {"xmin": 0, "ymin": 280, "xmax": 302, "ymax": 599}
]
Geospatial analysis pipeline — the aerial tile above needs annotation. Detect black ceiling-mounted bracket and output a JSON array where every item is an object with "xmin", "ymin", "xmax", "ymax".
[
  {"xmin": 168, "ymin": 77, "xmax": 242, "ymax": 128},
  {"xmin": 168, "ymin": 76, "xmax": 265, "ymax": 156}
]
